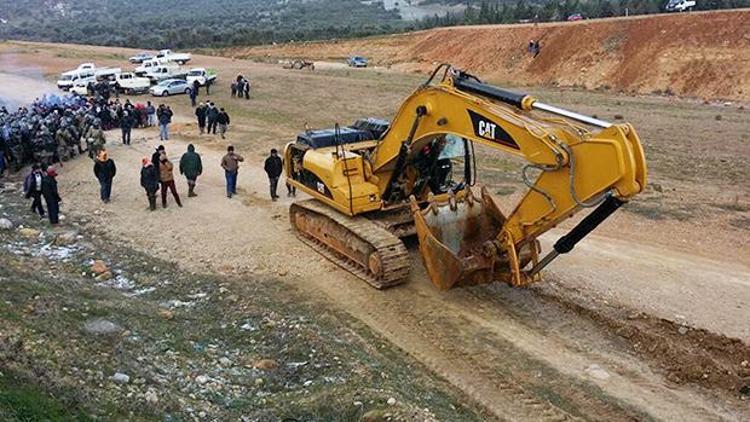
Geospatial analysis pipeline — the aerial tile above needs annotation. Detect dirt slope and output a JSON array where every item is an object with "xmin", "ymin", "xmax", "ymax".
[{"xmin": 227, "ymin": 9, "xmax": 750, "ymax": 101}]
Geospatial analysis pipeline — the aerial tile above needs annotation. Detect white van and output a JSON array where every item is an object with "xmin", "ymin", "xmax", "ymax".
[{"xmin": 57, "ymin": 68, "xmax": 96, "ymax": 90}]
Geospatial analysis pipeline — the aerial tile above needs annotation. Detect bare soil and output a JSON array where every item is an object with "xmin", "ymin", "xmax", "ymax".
[
  {"xmin": 1, "ymin": 39, "xmax": 749, "ymax": 420},
  {"xmin": 224, "ymin": 9, "xmax": 750, "ymax": 102}
]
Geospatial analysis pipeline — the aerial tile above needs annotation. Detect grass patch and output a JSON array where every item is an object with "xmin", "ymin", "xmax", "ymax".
[{"xmin": 0, "ymin": 369, "xmax": 92, "ymax": 421}]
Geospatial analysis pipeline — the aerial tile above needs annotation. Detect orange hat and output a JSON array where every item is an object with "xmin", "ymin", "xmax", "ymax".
[
  {"xmin": 142, "ymin": 157, "xmax": 150, "ymax": 166},
  {"xmin": 98, "ymin": 150, "xmax": 108, "ymax": 161},
  {"xmin": 46, "ymin": 167, "xmax": 57, "ymax": 177}
]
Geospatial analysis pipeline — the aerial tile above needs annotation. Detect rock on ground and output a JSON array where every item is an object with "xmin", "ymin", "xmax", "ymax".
[
  {"xmin": 83, "ymin": 318, "xmax": 122, "ymax": 336},
  {"xmin": 0, "ymin": 218, "xmax": 14, "ymax": 230}
]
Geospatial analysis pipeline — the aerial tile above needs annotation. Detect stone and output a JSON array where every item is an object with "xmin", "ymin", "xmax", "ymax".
[
  {"xmin": 585, "ymin": 364, "xmax": 611, "ymax": 380},
  {"xmin": 53, "ymin": 231, "xmax": 78, "ymax": 245},
  {"xmin": 95, "ymin": 271, "xmax": 113, "ymax": 281},
  {"xmin": 91, "ymin": 260, "xmax": 109, "ymax": 275},
  {"xmin": 253, "ymin": 359, "xmax": 278, "ymax": 370},
  {"xmin": 740, "ymin": 360, "xmax": 748, "ymax": 367},
  {"xmin": 0, "ymin": 218, "xmax": 13, "ymax": 230},
  {"xmin": 111, "ymin": 372, "xmax": 130, "ymax": 384},
  {"xmin": 387, "ymin": 397, "xmax": 397, "ymax": 406},
  {"xmin": 158, "ymin": 309, "xmax": 175, "ymax": 320},
  {"xmin": 83, "ymin": 318, "xmax": 122, "ymax": 336},
  {"xmin": 18, "ymin": 227, "xmax": 41, "ymax": 239},
  {"xmin": 218, "ymin": 357, "xmax": 232, "ymax": 367},
  {"xmin": 195, "ymin": 375, "xmax": 210, "ymax": 385},
  {"xmin": 254, "ymin": 378, "xmax": 264, "ymax": 386},
  {"xmin": 677, "ymin": 326, "xmax": 688, "ymax": 335},
  {"xmin": 145, "ymin": 390, "xmax": 159, "ymax": 404}
]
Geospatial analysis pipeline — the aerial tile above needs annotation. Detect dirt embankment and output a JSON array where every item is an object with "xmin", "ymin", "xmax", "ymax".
[{"xmin": 227, "ymin": 9, "xmax": 750, "ymax": 101}]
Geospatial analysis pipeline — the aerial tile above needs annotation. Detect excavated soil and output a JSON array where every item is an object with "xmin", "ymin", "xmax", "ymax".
[{"xmin": 227, "ymin": 9, "xmax": 750, "ymax": 101}]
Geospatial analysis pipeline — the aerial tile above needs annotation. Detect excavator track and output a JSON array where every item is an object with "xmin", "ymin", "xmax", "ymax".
[{"xmin": 290, "ymin": 199, "xmax": 410, "ymax": 289}]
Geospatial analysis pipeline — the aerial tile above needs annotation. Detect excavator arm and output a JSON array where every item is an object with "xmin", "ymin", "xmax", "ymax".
[{"xmin": 368, "ymin": 66, "xmax": 647, "ymax": 288}]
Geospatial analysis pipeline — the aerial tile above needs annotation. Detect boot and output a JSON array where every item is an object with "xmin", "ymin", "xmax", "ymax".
[{"xmin": 188, "ymin": 185, "xmax": 197, "ymax": 197}]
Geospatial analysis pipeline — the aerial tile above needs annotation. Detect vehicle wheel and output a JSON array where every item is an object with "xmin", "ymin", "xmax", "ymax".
[
  {"xmin": 161, "ymin": 91, "xmax": 169, "ymax": 97},
  {"xmin": 185, "ymin": 88, "xmax": 190, "ymax": 94}
]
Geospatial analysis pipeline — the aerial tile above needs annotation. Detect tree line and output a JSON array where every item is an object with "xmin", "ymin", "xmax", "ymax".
[{"xmin": 417, "ymin": 0, "xmax": 750, "ymax": 29}]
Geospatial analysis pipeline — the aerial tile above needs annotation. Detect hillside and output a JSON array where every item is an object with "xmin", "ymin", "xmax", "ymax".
[
  {"xmin": 227, "ymin": 9, "xmax": 750, "ymax": 101},
  {"xmin": 0, "ymin": 0, "xmax": 403, "ymax": 48}
]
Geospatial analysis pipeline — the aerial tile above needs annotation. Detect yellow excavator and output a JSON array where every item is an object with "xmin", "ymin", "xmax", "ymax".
[{"xmin": 284, "ymin": 64, "xmax": 647, "ymax": 290}]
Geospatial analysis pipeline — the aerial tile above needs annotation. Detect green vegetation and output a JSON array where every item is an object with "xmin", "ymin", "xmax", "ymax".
[
  {"xmin": 0, "ymin": 0, "xmax": 403, "ymax": 49},
  {"xmin": 418, "ymin": 0, "xmax": 750, "ymax": 29},
  {"xmin": 0, "ymin": 370, "xmax": 92, "ymax": 421}
]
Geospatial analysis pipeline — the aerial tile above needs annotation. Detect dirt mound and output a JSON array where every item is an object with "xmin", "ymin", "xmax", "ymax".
[{"xmin": 228, "ymin": 10, "xmax": 750, "ymax": 101}]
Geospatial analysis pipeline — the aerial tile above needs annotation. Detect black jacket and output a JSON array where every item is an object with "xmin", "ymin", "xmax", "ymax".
[
  {"xmin": 151, "ymin": 151, "xmax": 163, "ymax": 181},
  {"xmin": 140, "ymin": 165, "xmax": 159, "ymax": 193},
  {"xmin": 207, "ymin": 107, "xmax": 218, "ymax": 121},
  {"xmin": 93, "ymin": 159, "xmax": 117, "ymax": 181},
  {"xmin": 41, "ymin": 176, "xmax": 61, "ymax": 203},
  {"xmin": 195, "ymin": 106, "xmax": 206, "ymax": 121},
  {"xmin": 216, "ymin": 112, "xmax": 230, "ymax": 125},
  {"xmin": 264, "ymin": 155, "xmax": 283, "ymax": 178}
]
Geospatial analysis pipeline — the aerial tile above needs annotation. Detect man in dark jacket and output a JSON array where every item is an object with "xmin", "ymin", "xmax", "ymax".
[
  {"xmin": 140, "ymin": 158, "xmax": 159, "ymax": 211},
  {"xmin": 157, "ymin": 105, "xmax": 173, "ymax": 140},
  {"xmin": 263, "ymin": 148, "xmax": 283, "ymax": 201},
  {"xmin": 121, "ymin": 110, "xmax": 134, "ymax": 145},
  {"xmin": 42, "ymin": 167, "xmax": 62, "ymax": 224},
  {"xmin": 189, "ymin": 83, "xmax": 198, "ymax": 107},
  {"xmin": 216, "ymin": 108, "xmax": 230, "ymax": 139},
  {"xmin": 151, "ymin": 145, "xmax": 165, "ymax": 183},
  {"xmin": 195, "ymin": 103, "xmax": 207, "ymax": 135},
  {"xmin": 206, "ymin": 103, "xmax": 218, "ymax": 135},
  {"xmin": 179, "ymin": 144, "xmax": 203, "ymax": 197},
  {"xmin": 93, "ymin": 150, "xmax": 116, "ymax": 203},
  {"xmin": 24, "ymin": 163, "xmax": 46, "ymax": 217}
]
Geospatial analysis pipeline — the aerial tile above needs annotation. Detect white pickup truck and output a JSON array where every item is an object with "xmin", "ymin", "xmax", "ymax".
[
  {"xmin": 156, "ymin": 49, "xmax": 192, "ymax": 65},
  {"xmin": 134, "ymin": 58, "xmax": 173, "ymax": 76},
  {"xmin": 186, "ymin": 68, "xmax": 217, "ymax": 86},
  {"xmin": 112, "ymin": 72, "xmax": 152, "ymax": 94},
  {"xmin": 665, "ymin": 0, "xmax": 696, "ymax": 11},
  {"xmin": 145, "ymin": 65, "xmax": 188, "ymax": 84}
]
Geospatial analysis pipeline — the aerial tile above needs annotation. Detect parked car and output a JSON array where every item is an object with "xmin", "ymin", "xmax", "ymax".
[
  {"xmin": 129, "ymin": 52, "xmax": 153, "ymax": 64},
  {"xmin": 347, "ymin": 56, "xmax": 368, "ymax": 68},
  {"xmin": 149, "ymin": 79, "xmax": 190, "ymax": 97},
  {"xmin": 665, "ymin": 0, "xmax": 696, "ymax": 11},
  {"xmin": 57, "ymin": 68, "xmax": 95, "ymax": 90},
  {"xmin": 186, "ymin": 68, "xmax": 217, "ymax": 86},
  {"xmin": 567, "ymin": 13, "xmax": 584, "ymax": 21},
  {"xmin": 155, "ymin": 49, "xmax": 192, "ymax": 65}
]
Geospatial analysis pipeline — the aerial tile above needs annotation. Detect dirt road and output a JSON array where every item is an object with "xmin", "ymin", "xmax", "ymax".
[{"xmin": 56, "ymin": 128, "xmax": 749, "ymax": 420}]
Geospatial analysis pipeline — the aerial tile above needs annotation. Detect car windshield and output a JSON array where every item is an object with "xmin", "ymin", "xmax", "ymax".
[
  {"xmin": 157, "ymin": 80, "xmax": 172, "ymax": 86},
  {"xmin": 188, "ymin": 70, "xmax": 202, "ymax": 76},
  {"xmin": 60, "ymin": 74, "xmax": 73, "ymax": 80}
]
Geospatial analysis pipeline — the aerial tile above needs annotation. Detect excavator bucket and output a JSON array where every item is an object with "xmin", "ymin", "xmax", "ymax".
[{"xmin": 411, "ymin": 187, "xmax": 531, "ymax": 290}]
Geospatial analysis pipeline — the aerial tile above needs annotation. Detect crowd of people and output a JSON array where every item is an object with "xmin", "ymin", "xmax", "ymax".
[
  {"xmin": 0, "ymin": 92, "xmax": 180, "ymax": 177},
  {"xmin": 230, "ymin": 75, "xmax": 251, "ymax": 99},
  {"xmin": 7, "ymin": 70, "xmax": 295, "ymax": 227}
]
